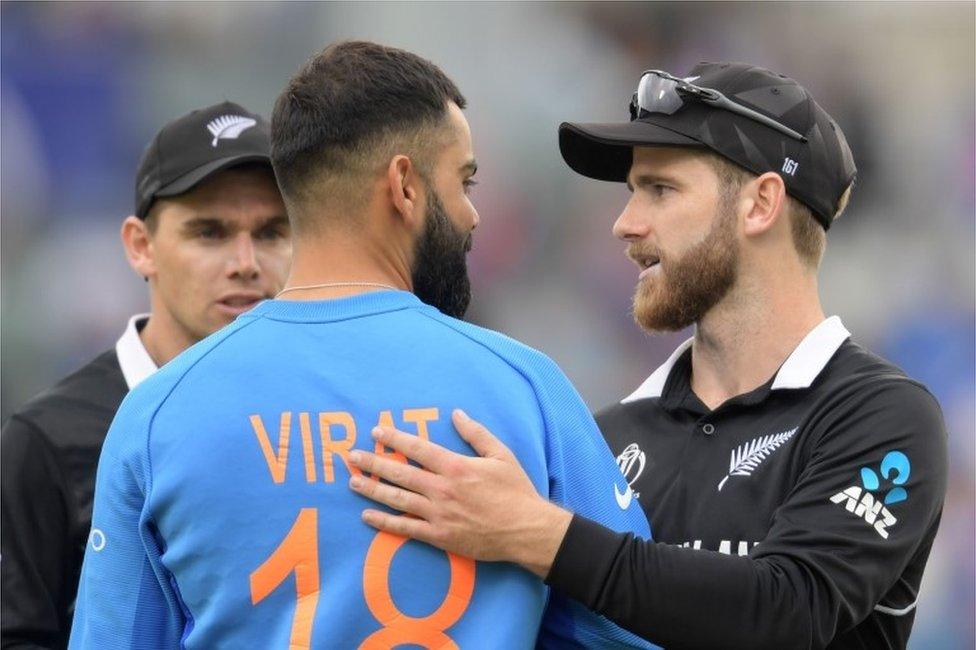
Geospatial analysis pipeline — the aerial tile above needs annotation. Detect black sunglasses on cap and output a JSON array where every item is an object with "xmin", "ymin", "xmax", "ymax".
[{"xmin": 630, "ymin": 70, "xmax": 808, "ymax": 143}]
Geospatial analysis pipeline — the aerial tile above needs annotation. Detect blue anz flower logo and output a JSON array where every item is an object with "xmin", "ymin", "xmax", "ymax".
[
  {"xmin": 829, "ymin": 450, "xmax": 911, "ymax": 539},
  {"xmin": 859, "ymin": 451, "xmax": 911, "ymax": 506}
]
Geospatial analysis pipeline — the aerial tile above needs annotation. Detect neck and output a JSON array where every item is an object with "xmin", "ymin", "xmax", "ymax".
[
  {"xmin": 281, "ymin": 229, "xmax": 412, "ymax": 301},
  {"xmin": 689, "ymin": 269, "xmax": 825, "ymax": 410},
  {"xmin": 138, "ymin": 307, "xmax": 196, "ymax": 368}
]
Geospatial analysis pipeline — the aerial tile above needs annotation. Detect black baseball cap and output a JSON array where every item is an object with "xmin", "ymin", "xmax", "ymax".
[
  {"xmin": 559, "ymin": 62, "xmax": 857, "ymax": 229},
  {"xmin": 134, "ymin": 101, "xmax": 272, "ymax": 219}
]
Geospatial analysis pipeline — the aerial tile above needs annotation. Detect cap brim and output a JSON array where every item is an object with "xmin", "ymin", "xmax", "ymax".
[
  {"xmin": 155, "ymin": 153, "xmax": 272, "ymax": 198},
  {"xmin": 559, "ymin": 120, "xmax": 702, "ymax": 182}
]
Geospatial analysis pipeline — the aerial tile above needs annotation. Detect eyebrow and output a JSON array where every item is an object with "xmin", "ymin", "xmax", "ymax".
[
  {"xmin": 180, "ymin": 215, "xmax": 290, "ymax": 232},
  {"xmin": 181, "ymin": 217, "xmax": 223, "ymax": 232},
  {"xmin": 256, "ymin": 215, "xmax": 290, "ymax": 230},
  {"xmin": 460, "ymin": 159, "xmax": 478, "ymax": 175}
]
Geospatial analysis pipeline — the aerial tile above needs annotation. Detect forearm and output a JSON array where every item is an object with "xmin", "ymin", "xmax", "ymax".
[{"xmin": 545, "ymin": 515, "xmax": 826, "ymax": 650}]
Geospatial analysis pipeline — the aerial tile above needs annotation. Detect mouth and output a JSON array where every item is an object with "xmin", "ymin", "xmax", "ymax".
[
  {"xmin": 633, "ymin": 253, "xmax": 661, "ymax": 279},
  {"xmin": 215, "ymin": 293, "xmax": 265, "ymax": 317}
]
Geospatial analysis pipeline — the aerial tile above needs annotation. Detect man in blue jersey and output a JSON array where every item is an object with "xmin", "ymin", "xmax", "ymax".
[{"xmin": 69, "ymin": 41, "xmax": 655, "ymax": 649}]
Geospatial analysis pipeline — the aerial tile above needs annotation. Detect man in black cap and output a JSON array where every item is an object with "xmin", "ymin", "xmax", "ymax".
[
  {"xmin": 1, "ymin": 101, "xmax": 291, "ymax": 649},
  {"xmin": 347, "ymin": 63, "xmax": 948, "ymax": 649}
]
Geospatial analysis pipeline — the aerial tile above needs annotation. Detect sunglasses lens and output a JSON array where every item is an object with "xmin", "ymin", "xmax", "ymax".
[
  {"xmin": 636, "ymin": 73, "xmax": 684, "ymax": 116},
  {"xmin": 633, "ymin": 70, "xmax": 806, "ymax": 142}
]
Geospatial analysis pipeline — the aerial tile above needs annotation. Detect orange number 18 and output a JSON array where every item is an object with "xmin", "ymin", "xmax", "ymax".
[{"xmin": 250, "ymin": 508, "xmax": 476, "ymax": 649}]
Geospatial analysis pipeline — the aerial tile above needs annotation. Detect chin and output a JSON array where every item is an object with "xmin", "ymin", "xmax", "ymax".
[
  {"xmin": 633, "ymin": 297, "xmax": 659, "ymax": 332},
  {"xmin": 201, "ymin": 313, "xmax": 234, "ymax": 337},
  {"xmin": 633, "ymin": 286, "xmax": 657, "ymax": 321},
  {"xmin": 633, "ymin": 291, "xmax": 687, "ymax": 333}
]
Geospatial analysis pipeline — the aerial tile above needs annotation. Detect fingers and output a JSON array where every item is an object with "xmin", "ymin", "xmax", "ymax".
[
  {"xmin": 350, "ymin": 474, "xmax": 432, "ymax": 520},
  {"xmin": 361, "ymin": 509, "xmax": 438, "ymax": 544},
  {"xmin": 369, "ymin": 426, "xmax": 453, "ymax": 473},
  {"xmin": 349, "ymin": 449, "xmax": 433, "ymax": 494},
  {"xmin": 452, "ymin": 409, "xmax": 515, "ymax": 462}
]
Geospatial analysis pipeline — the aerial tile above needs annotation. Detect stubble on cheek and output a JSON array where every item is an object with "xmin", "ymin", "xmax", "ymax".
[{"xmin": 630, "ymin": 203, "xmax": 740, "ymax": 333}]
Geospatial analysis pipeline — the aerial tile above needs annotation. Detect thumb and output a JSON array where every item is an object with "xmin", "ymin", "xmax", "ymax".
[{"xmin": 452, "ymin": 409, "xmax": 514, "ymax": 462}]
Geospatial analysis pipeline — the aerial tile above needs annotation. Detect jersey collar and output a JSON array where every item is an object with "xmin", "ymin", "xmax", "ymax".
[
  {"xmin": 115, "ymin": 314, "xmax": 158, "ymax": 390},
  {"xmin": 621, "ymin": 316, "xmax": 851, "ymax": 404},
  {"xmin": 245, "ymin": 290, "xmax": 423, "ymax": 322}
]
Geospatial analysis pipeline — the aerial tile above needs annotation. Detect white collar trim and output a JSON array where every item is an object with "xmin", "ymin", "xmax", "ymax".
[
  {"xmin": 115, "ymin": 314, "xmax": 158, "ymax": 389},
  {"xmin": 621, "ymin": 316, "xmax": 851, "ymax": 404},
  {"xmin": 770, "ymin": 316, "xmax": 851, "ymax": 390},
  {"xmin": 622, "ymin": 336, "xmax": 694, "ymax": 404}
]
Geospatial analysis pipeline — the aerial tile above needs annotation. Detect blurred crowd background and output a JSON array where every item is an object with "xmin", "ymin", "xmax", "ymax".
[{"xmin": 2, "ymin": 2, "xmax": 973, "ymax": 646}]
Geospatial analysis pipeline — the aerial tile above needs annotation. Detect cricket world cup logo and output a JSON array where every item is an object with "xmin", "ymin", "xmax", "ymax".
[{"xmin": 616, "ymin": 443, "xmax": 646, "ymax": 497}]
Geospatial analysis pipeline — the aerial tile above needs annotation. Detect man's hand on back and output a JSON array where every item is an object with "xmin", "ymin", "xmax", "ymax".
[{"xmin": 348, "ymin": 409, "xmax": 572, "ymax": 577}]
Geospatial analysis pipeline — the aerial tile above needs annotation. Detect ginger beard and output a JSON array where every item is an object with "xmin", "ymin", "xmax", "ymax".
[{"xmin": 632, "ymin": 194, "xmax": 740, "ymax": 332}]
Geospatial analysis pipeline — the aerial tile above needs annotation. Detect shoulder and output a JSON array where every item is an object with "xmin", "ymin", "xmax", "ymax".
[
  {"xmin": 594, "ymin": 396, "xmax": 666, "ymax": 444},
  {"xmin": 413, "ymin": 309, "xmax": 569, "ymax": 382},
  {"xmin": 4, "ymin": 349, "xmax": 127, "ymax": 449},
  {"xmin": 595, "ymin": 397, "xmax": 652, "ymax": 424},
  {"xmin": 15, "ymin": 349, "xmax": 126, "ymax": 415},
  {"xmin": 805, "ymin": 341, "xmax": 946, "ymax": 477},
  {"xmin": 411, "ymin": 310, "xmax": 591, "ymax": 423},
  {"xmin": 98, "ymin": 318, "xmax": 261, "ymax": 469},
  {"xmin": 120, "ymin": 317, "xmax": 261, "ymax": 421},
  {"xmin": 817, "ymin": 340, "xmax": 943, "ymax": 424},
  {"xmin": 823, "ymin": 339, "xmax": 910, "ymax": 382}
]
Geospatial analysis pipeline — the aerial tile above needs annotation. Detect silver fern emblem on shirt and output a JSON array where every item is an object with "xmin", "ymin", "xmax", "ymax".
[
  {"xmin": 206, "ymin": 115, "xmax": 256, "ymax": 147},
  {"xmin": 717, "ymin": 428, "xmax": 798, "ymax": 492}
]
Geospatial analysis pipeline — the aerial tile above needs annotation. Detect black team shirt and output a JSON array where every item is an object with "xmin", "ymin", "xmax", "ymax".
[
  {"xmin": 545, "ymin": 317, "xmax": 947, "ymax": 650},
  {"xmin": 1, "ymin": 317, "xmax": 156, "ymax": 649}
]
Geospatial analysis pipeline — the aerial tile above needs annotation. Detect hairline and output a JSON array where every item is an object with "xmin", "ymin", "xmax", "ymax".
[
  {"xmin": 142, "ymin": 163, "xmax": 277, "ymax": 235},
  {"xmin": 280, "ymin": 104, "xmax": 460, "ymax": 230},
  {"xmin": 698, "ymin": 150, "xmax": 830, "ymax": 269}
]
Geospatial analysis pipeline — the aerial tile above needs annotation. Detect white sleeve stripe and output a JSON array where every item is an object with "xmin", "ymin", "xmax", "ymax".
[{"xmin": 873, "ymin": 599, "xmax": 918, "ymax": 616}]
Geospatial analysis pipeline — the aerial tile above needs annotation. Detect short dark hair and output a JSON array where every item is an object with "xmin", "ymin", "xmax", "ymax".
[{"xmin": 271, "ymin": 41, "xmax": 466, "ymax": 229}]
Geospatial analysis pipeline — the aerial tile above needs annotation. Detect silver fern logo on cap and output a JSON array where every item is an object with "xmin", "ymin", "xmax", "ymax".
[
  {"xmin": 717, "ymin": 428, "xmax": 798, "ymax": 492},
  {"xmin": 206, "ymin": 115, "xmax": 257, "ymax": 147}
]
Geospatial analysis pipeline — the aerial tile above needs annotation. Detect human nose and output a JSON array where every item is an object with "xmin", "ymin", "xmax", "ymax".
[
  {"xmin": 229, "ymin": 233, "xmax": 260, "ymax": 280},
  {"xmin": 612, "ymin": 198, "xmax": 652, "ymax": 242}
]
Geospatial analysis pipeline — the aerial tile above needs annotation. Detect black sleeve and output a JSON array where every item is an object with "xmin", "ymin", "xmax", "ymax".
[
  {"xmin": 1, "ymin": 416, "xmax": 74, "ymax": 650},
  {"xmin": 545, "ymin": 380, "xmax": 948, "ymax": 650}
]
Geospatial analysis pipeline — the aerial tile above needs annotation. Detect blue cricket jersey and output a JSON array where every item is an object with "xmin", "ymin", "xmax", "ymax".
[{"xmin": 70, "ymin": 291, "xmax": 656, "ymax": 649}]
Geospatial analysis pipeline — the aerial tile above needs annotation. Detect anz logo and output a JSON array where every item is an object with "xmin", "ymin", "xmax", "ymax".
[{"xmin": 829, "ymin": 451, "xmax": 911, "ymax": 539}]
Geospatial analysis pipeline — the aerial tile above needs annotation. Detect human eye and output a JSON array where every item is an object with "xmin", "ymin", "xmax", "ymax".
[
  {"xmin": 195, "ymin": 224, "xmax": 225, "ymax": 240},
  {"xmin": 256, "ymin": 224, "xmax": 289, "ymax": 241},
  {"xmin": 462, "ymin": 178, "xmax": 478, "ymax": 195},
  {"xmin": 637, "ymin": 180, "xmax": 674, "ymax": 199}
]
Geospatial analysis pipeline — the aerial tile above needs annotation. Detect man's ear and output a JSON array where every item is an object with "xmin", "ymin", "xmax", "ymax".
[
  {"xmin": 386, "ymin": 155, "xmax": 425, "ymax": 230},
  {"xmin": 741, "ymin": 172, "xmax": 787, "ymax": 237},
  {"xmin": 121, "ymin": 216, "xmax": 156, "ymax": 281}
]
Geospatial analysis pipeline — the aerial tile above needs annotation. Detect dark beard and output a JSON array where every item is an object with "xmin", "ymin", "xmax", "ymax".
[
  {"xmin": 633, "ymin": 201, "xmax": 739, "ymax": 332},
  {"xmin": 411, "ymin": 190, "xmax": 472, "ymax": 319}
]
